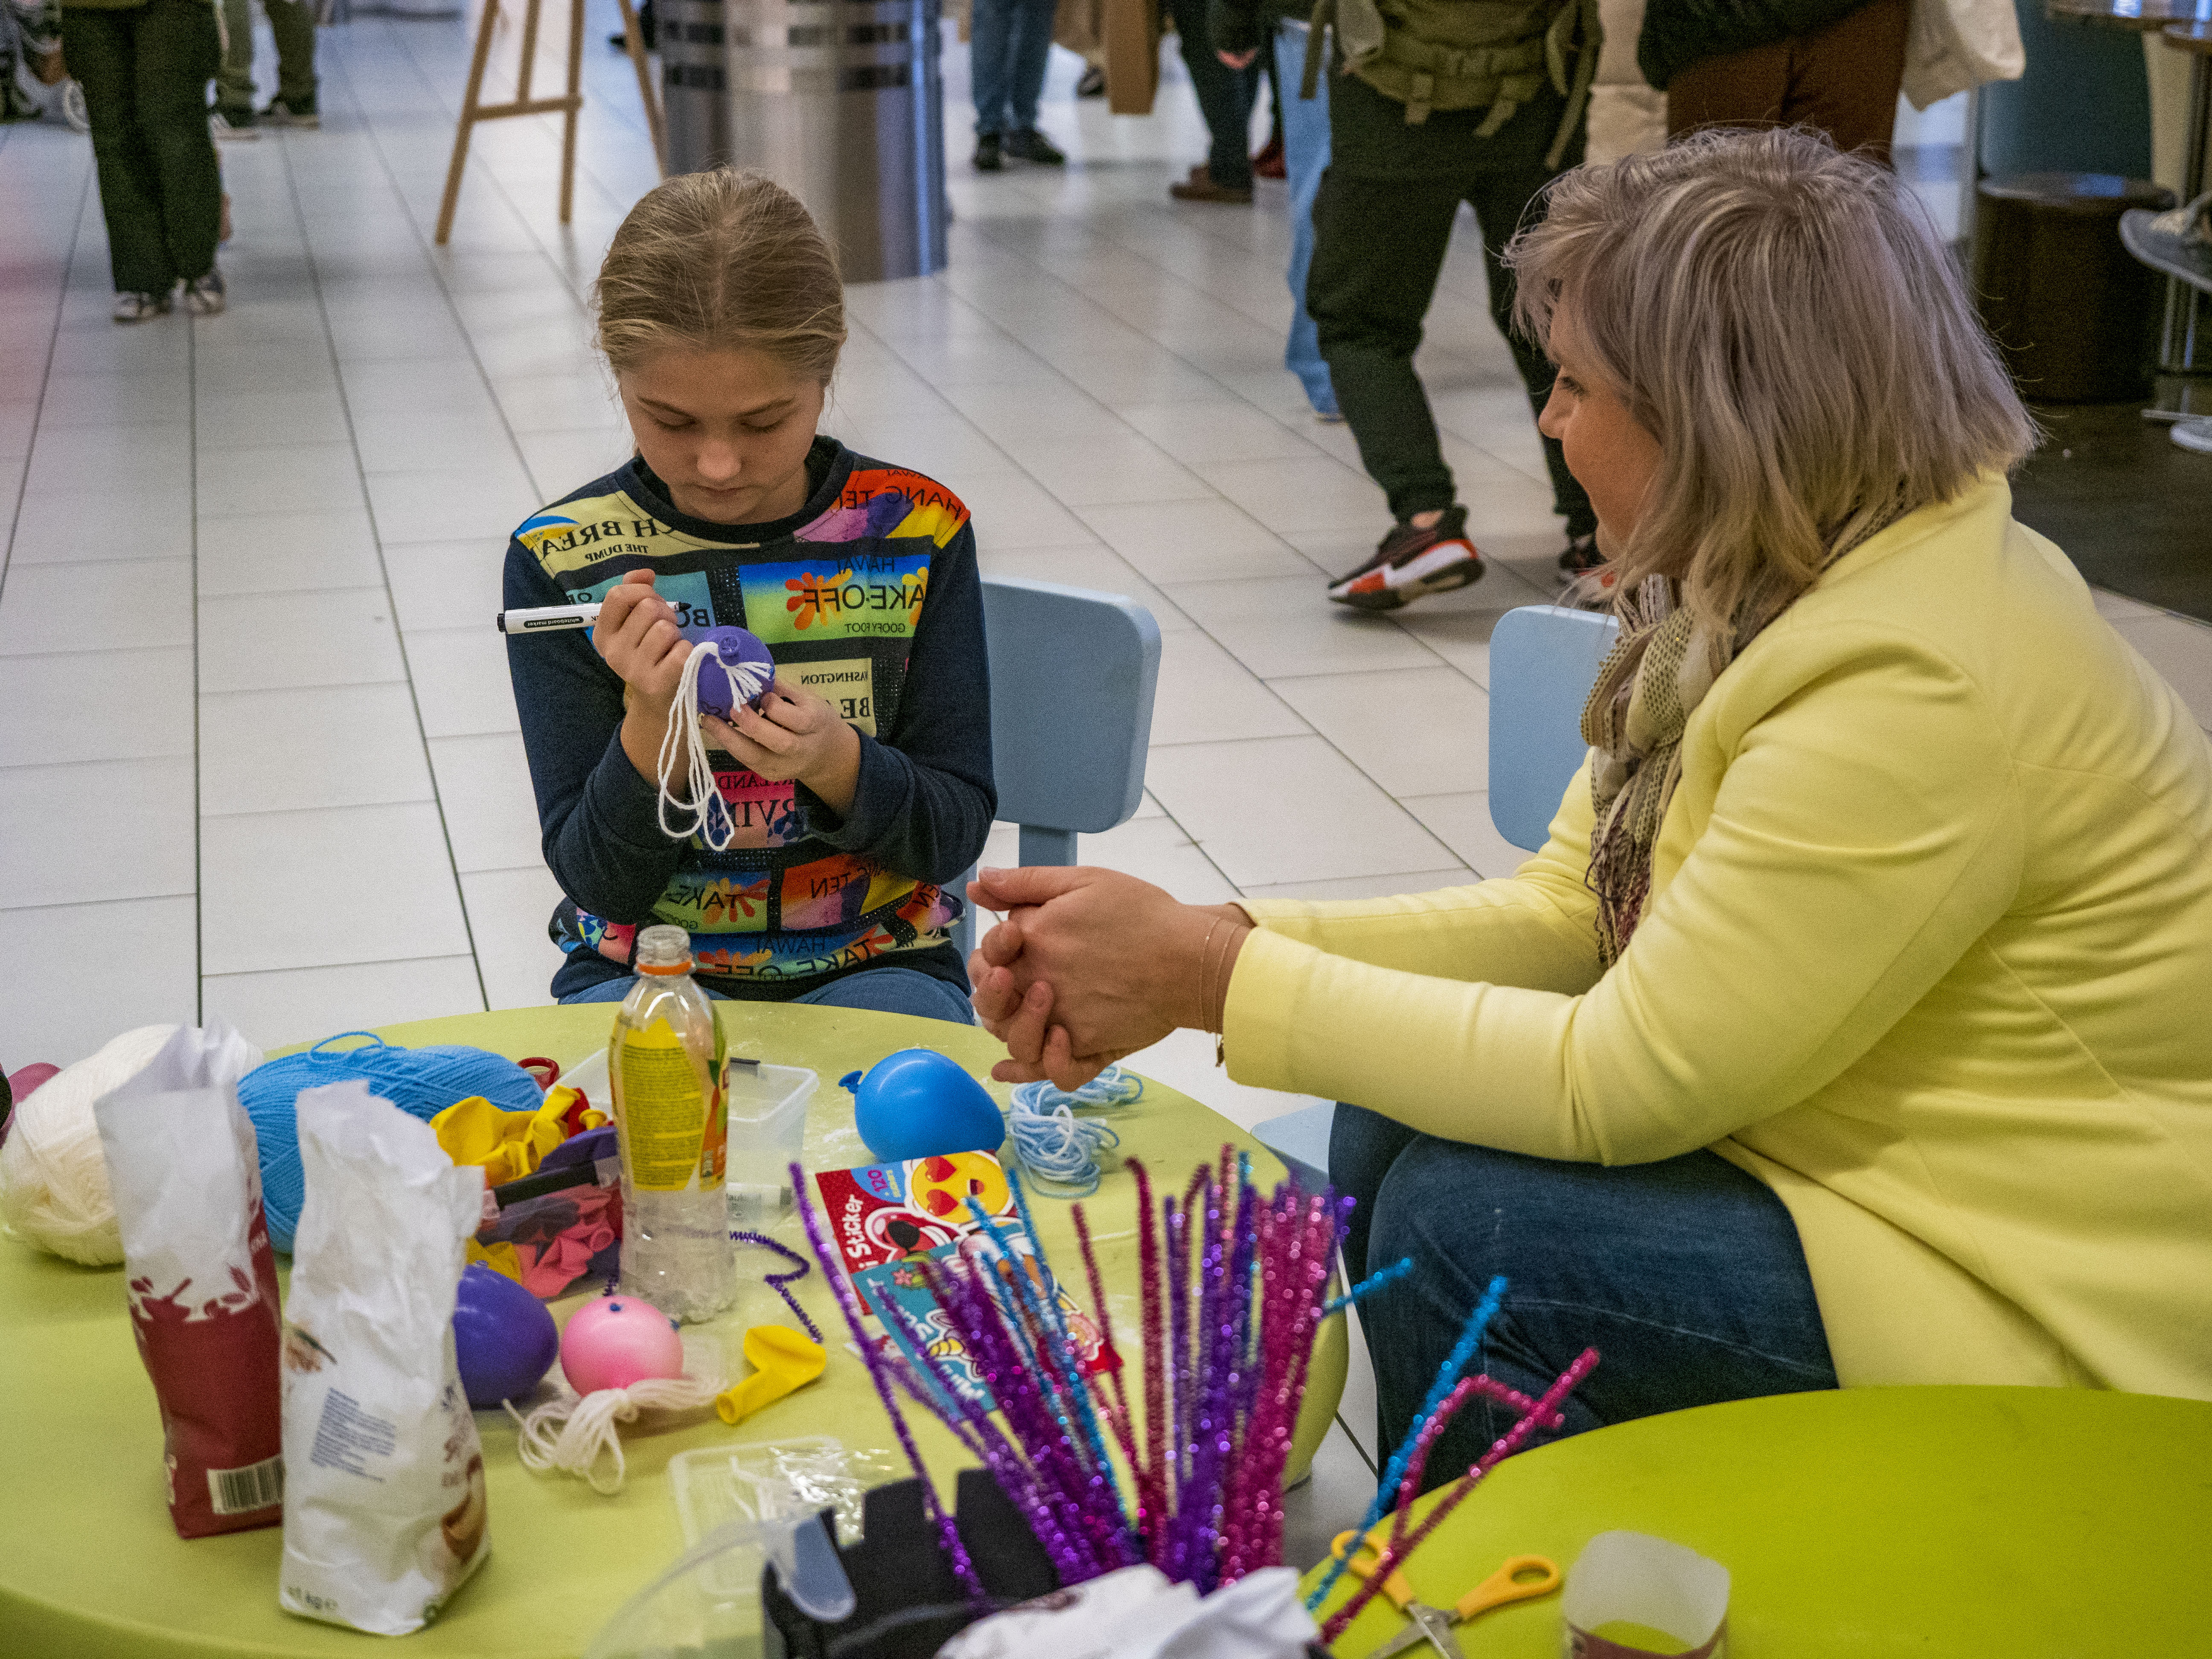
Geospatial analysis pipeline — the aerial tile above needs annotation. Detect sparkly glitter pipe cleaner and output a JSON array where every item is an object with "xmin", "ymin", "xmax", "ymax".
[
  {"xmin": 912, "ymin": 1252, "xmax": 1112, "ymax": 1581},
  {"xmin": 1129, "ymin": 1159, "xmax": 1169, "ymax": 1564},
  {"xmin": 1305, "ymin": 1272, "xmax": 1511, "ymax": 1612},
  {"xmin": 1323, "ymin": 1347, "xmax": 1601, "ymax": 1643},
  {"xmin": 1228, "ymin": 1186, "xmax": 1336, "ymax": 1578},
  {"xmin": 791, "ymin": 1162, "xmax": 988, "ymax": 1605},
  {"xmin": 1219, "ymin": 1186, "xmax": 1309, "ymax": 1581},
  {"xmin": 960, "ymin": 1201, "xmax": 1136, "ymax": 1570},
  {"xmin": 1069, "ymin": 1203, "xmax": 1145, "ymax": 1499},
  {"xmin": 995, "ymin": 1173, "xmax": 1134, "ymax": 1547},
  {"xmin": 731, "ymin": 1229, "xmax": 822, "ymax": 1342},
  {"xmin": 1324, "ymin": 1254, "xmax": 1415, "ymax": 1317},
  {"xmin": 964, "ymin": 1200, "xmax": 1129, "ymax": 1557},
  {"xmin": 873, "ymin": 1277, "xmax": 1094, "ymax": 1584},
  {"xmin": 1163, "ymin": 1193, "xmax": 1195, "ymax": 1570},
  {"xmin": 1174, "ymin": 1160, "xmax": 1234, "ymax": 1586},
  {"xmin": 1196, "ymin": 1158, "xmax": 1263, "ymax": 1589}
]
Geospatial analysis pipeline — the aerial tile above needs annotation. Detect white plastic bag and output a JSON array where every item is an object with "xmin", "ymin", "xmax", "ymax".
[
  {"xmin": 1903, "ymin": 0, "xmax": 2024, "ymax": 111},
  {"xmin": 92, "ymin": 1019, "xmax": 280, "ymax": 1538},
  {"xmin": 278, "ymin": 1080, "xmax": 491, "ymax": 1635}
]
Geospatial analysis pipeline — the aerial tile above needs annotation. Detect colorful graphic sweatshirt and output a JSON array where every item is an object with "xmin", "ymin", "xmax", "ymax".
[{"xmin": 503, "ymin": 438, "xmax": 995, "ymax": 1001}]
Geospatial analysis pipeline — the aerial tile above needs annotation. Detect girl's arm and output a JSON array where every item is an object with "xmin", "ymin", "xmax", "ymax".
[
  {"xmin": 790, "ymin": 521, "xmax": 996, "ymax": 884},
  {"xmin": 504, "ymin": 539, "xmax": 689, "ymax": 924}
]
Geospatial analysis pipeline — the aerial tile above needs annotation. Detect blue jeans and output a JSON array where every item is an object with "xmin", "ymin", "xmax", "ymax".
[
  {"xmin": 559, "ymin": 966, "xmax": 976, "ymax": 1024},
  {"xmin": 1275, "ymin": 24, "xmax": 1336, "ymax": 417},
  {"xmin": 970, "ymin": 0, "xmax": 1057, "ymax": 136},
  {"xmin": 1331, "ymin": 1105, "xmax": 1837, "ymax": 1492}
]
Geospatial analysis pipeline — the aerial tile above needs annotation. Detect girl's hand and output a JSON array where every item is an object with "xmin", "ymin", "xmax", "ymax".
[
  {"xmin": 703, "ymin": 675, "xmax": 863, "ymax": 816},
  {"xmin": 594, "ymin": 570, "xmax": 694, "ymax": 780}
]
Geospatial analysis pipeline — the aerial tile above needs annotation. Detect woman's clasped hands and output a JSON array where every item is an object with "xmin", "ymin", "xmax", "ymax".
[{"xmin": 965, "ymin": 867, "xmax": 1252, "ymax": 1089}]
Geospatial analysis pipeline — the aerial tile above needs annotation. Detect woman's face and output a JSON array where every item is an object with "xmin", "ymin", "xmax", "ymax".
[
  {"xmin": 1537, "ymin": 305, "xmax": 1662, "ymax": 557},
  {"xmin": 617, "ymin": 347, "xmax": 826, "ymax": 524}
]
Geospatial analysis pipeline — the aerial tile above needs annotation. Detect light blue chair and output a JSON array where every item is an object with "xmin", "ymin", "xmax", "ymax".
[
  {"xmin": 1251, "ymin": 603, "xmax": 1620, "ymax": 1190},
  {"xmin": 950, "ymin": 576, "xmax": 1163, "ymax": 961}
]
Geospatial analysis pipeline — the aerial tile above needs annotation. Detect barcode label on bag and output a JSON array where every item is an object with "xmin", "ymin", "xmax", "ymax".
[{"xmin": 208, "ymin": 1454, "xmax": 284, "ymax": 1515}]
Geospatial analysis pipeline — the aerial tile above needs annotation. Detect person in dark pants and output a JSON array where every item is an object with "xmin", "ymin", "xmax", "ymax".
[
  {"xmin": 1330, "ymin": 1104, "xmax": 1837, "ymax": 1490},
  {"xmin": 1163, "ymin": 0, "xmax": 1261, "ymax": 201},
  {"xmin": 61, "ymin": 0, "xmax": 225, "ymax": 321},
  {"xmin": 970, "ymin": 0, "xmax": 1069, "ymax": 171},
  {"xmin": 1643, "ymin": 0, "xmax": 1907, "ymax": 165},
  {"xmin": 1313, "ymin": 69, "xmax": 1599, "ymax": 608}
]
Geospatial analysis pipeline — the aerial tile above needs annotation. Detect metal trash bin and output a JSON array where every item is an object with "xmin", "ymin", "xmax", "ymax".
[
  {"xmin": 661, "ymin": 0, "xmax": 948, "ymax": 282},
  {"xmin": 1971, "ymin": 172, "xmax": 2174, "ymax": 404}
]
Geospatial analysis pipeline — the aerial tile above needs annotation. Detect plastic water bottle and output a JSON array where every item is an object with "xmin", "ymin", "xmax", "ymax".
[{"xmin": 608, "ymin": 926, "xmax": 736, "ymax": 1323}]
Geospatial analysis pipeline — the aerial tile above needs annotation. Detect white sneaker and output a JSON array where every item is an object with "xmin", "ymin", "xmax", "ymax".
[
  {"xmin": 181, "ymin": 269, "xmax": 226, "ymax": 317},
  {"xmin": 113, "ymin": 290, "xmax": 172, "ymax": 324},
  {"xmin": 210, "ymin": 109, "xmax": 260, "ymax": 140}
]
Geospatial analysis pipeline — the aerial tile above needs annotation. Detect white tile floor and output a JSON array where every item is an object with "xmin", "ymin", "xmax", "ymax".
[{"xmin": 7, "ymin": 1, "xmax": 2212, "ymax": 1564}]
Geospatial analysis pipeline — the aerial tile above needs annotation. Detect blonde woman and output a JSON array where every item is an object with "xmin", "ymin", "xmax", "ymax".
[
  {"xmin": 504, "ymin": 169, "xmax": 992, "ymax": 1018},
  {"xmin": 969, "ymin": 130, "xmax": 2212, "ymax": 1484}
]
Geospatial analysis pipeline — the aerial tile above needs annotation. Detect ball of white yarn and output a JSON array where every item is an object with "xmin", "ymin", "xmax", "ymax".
[{"xmin": 0, "ymin": 1025, "xmax": 180, "ymax": 1265}]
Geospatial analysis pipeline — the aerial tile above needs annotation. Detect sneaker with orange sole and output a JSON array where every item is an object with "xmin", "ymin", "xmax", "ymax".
[{"xmin": 1326, "ymin": 505, "xmax": 1483, "ymax": 611}]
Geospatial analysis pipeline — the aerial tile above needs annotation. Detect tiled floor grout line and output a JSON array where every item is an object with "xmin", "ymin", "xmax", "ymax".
[
  {"xmin": 275, "ymin": 97, "xmax": 493, "ymax": 1015},
  {"xmin": 0, "ymin": 156, "xmax": 91, "ymax": 598}
]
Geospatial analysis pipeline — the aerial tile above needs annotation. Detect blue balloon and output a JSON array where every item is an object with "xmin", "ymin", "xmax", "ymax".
[
  {"xmin": 840, "ymin": 1049, "xmax": 1005, "ymax": 1163},
  {"xmin": 453, "ymin": 1263, "xmax": 560, "ymax": 1408}
]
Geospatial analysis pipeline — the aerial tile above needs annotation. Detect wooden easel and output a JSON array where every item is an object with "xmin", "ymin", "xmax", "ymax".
[{"xmin": 433, "ymin": 0, "xmax": 667, "ymax": 246}]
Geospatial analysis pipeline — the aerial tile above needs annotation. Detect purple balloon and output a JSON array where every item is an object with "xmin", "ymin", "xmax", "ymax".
[
  {"xmin": 684, "ymin": 625, "xmax": 775, "ymax": 719},
  {"xmin": 453, "ymin": 1262, "xmax": 561, "ymax": 1408}
]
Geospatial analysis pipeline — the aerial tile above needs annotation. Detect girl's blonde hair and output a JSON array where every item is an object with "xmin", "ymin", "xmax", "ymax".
[
  {"xmin": 1507, "ymin": 128, "xmax": 2036, "ymax": 639},
  {"xmin": 595, "ymin": 168, "xmax": 847, "ymax": 383}
]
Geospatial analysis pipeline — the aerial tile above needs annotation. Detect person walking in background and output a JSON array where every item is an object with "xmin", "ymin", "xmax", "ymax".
[
  {"xmin": 1212, "ymin": 0, "xmax": 1336, "ymax": 416},
  {"xmin": 971, "ymin": 0, "xmax": 1068, "ymax": 170},
  {"xmin": 1163, "ymin": 0, "xmax": 1260, "ymax": 201},
  {"xmin": 62, "ymin": 0, "xmax": 226, "ymax": 320},
  {"xmin": 1311, "ymin": 0, "xmax": 1603, "ymax": 611},
  {"xmin": 1641, "ymin": 0, "xmax": 1907, "ymax": 164},
  {"xmin": 210, "ymin": 0, "xmax": 319, "ymax": 138}
]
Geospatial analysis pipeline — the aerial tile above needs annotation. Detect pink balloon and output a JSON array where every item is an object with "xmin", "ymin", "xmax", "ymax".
[{"xmin": 560, "ymin": 1293, "xmax": 686, "ymax": 1395}]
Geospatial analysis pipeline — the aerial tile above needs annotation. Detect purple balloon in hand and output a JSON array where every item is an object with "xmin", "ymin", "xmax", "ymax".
[{"xmin": 684, "ymin": 625, "xmax": 775, "ymax": 719}]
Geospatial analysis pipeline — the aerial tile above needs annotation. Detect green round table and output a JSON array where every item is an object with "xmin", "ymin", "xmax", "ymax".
[
  {"xmin": 0, "ymin": 1004, "xmax": 1345, "ymax": 1658},
  {"xmin": 1303, "ymin": 1384, "xmax": 2212, "ymax": 1658}
]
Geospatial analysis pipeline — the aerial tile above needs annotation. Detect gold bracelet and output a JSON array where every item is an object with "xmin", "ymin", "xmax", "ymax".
[{"xmin": 1196, "ymin": 917, "xmax": 1223, "ymax": 1045}]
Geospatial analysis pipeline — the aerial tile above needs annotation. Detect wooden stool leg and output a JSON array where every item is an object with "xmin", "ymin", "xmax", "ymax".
[
  {"xmin": 516, "ymin": 0, "xmax": 542, "ymax": 102},
  {"xmin": 617, "ymin": 0, "xmax": 667, "ymax": 176},
  {"xmin": 559, "ymin": 0, "xmax": 583, "ymax": 224},
  {"xmin": 434, "ymin": 0, "xmax": 503, "ymax": 245}
]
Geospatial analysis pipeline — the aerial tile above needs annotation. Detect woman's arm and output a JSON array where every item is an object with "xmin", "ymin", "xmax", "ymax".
[
  {"xmin": 789, "ymin": 521, "xmax": 996, "ymax": 885},
  {"xmin": 504, "ymin": 542, "xmax": 691, "ymax": 925},
  {"xmin": 1228, "ymin": 626, "xmax": 2026, "ymax": 1162}
]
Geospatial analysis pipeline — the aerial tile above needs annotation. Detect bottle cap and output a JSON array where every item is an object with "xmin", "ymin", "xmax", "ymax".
[{"xmin": 634, "ymin": 925, "xmax": 693, "ymax": 975}]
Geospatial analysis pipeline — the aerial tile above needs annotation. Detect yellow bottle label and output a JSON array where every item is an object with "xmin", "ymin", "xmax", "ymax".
[{"xmin": 617, "ymin": 1020, "xmax": 711, "ymax": 1192}]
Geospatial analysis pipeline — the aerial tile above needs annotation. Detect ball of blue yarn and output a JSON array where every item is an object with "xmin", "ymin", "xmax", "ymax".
[{"xmin": 237, "ymin": 1032, "xmax": 542, "ymax": 1252}]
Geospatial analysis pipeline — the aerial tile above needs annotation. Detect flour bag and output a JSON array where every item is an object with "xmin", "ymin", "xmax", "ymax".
[
  {"xmin": 92, "ymin": 1019, "xmax": 282, "ymax": 1538},
  {"xmin": 279, "ymin": 1080, "xmax": 491, "ymax": 1634}
]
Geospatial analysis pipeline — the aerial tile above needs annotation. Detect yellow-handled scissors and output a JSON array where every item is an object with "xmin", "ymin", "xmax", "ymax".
[{"xmin": 1328, "ymin": 1530, "xmax": 1561, "ymax": 1659}]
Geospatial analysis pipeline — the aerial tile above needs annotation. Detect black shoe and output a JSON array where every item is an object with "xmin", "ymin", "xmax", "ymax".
[
  {"xmin": 973, "ymin": 133, "xmax": 1003, "ymax": 172},
  {"xmin": 1558, "ymin": 531, "xmax": 1604, "ymax": 575},
  {"xmin": 1003, "ymin": 127, "xmax": 1065, "ymax": 166},
  {"xmin": 1076, "ymin": 63, "xmax": 1106, "ymax": 97},
  {"xmin": 1326, "ymin": 506, "xmax": 1484, "ymax": 611}
]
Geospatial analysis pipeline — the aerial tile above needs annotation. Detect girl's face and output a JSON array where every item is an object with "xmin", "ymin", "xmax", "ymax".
[
  {"xmin": 1536, "ymin": 304, "xmax": 1662, "ymax": 557},
  {"xmin": 617, "ymin": 347, "xmax": 827, "ymax": 524}
]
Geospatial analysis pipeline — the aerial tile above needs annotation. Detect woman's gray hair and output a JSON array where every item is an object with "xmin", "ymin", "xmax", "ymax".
[{"xmin": 1507, "ymin": 127, "xmax": 2037, "ymax": 639}]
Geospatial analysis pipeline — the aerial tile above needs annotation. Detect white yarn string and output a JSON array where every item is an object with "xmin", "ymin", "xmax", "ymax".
[
  {"xmin": 655, "ymin": 641, "xmax": 774, "ymax": 853},
  {"xmin": 506, "ymin": 1371, "xmax": 726, "ymax": 1496},
  {"xmin": 1007, "ymin": 1065, "xmax": 1144, "ymax": 1197}
]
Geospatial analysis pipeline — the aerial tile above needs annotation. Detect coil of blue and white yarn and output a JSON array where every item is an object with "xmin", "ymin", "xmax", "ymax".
[{"xmin": 1006, "ymin": 1066, "xmax": 1144, "ymax": 1196}]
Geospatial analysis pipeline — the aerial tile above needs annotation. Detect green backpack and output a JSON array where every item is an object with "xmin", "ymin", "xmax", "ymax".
[{"xmin": 1302, "ymin": 0, "xmax": 1601, "ymax": 164}]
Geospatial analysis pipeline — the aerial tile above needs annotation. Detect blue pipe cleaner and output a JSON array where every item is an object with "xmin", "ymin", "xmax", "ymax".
[
  {"xmin": 1305, "ymin": 1272, "xmax": 1509, "ymax": 1612},
  {"xmin": 1323, "ymin": 1255, "xmax": 1414, "ymax": 1317}
]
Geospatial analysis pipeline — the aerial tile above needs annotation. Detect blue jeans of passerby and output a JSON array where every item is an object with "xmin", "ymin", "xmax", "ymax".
[
  {"xmin": 1330, "ymin": 1104, "xmax": 1837, "ymax": 1492},
  {"xmin": 1275, "ymin": 23, "xmax": 1336, "ymax": 416},
  {"xmin": 559, "ymin": 966, "xmax": 975, "ymax": 1023},
  {"xmin": 971, "ymin": 0, "xmax": 1057, "ymax": 135}
]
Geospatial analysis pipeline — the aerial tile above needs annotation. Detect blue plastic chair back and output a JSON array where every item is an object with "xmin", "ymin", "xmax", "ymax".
[
  {"xmin": 1487, "ymin": 604, "xmax": 1619, "ymax": 853},
  {"xmin": 950, "ymin": 576, "xmax": 1163, "ymax": 958}
]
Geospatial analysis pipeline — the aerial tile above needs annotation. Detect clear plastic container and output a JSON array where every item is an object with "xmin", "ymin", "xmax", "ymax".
[
  {"xmin": 608, "ymin": 926, "xmax": 736, "ymax": 1324},
  {"xmin": 722, "ymin": 1060, "xmax": 817, "ymax": 1230}
]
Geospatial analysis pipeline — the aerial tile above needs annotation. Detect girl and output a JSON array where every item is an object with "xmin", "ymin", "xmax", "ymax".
[{"xmin": 503, "ymin": 169, "xmax": 992, "ymax": 1020}]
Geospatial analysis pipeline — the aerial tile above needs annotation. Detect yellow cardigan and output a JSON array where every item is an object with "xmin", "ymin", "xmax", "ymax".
[{"xmin": 1225, "ymin": 479, "xmax": 2212, "ymax": 1397}]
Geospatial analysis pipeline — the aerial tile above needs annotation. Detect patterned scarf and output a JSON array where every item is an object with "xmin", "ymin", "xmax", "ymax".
[{"xmin": 1581, "ymin": 577, "xmax": 1717, "ymax": 964}]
